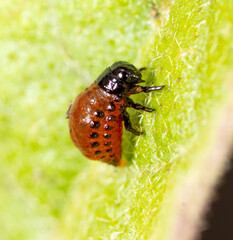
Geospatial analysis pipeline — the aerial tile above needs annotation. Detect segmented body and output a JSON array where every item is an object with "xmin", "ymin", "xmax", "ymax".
[
  {"xmin": 68, "ymin": 83, "xmax": 126, "ymax": 166},
  {"xmin": 67, "ymin": 61, "xmax": 165, "ymax": 167}
]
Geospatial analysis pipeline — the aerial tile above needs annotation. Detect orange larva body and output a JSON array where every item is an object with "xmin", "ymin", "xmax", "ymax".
[
  {"xmin": 69, "ymin": 83, "xmax": 126, "ymax": 166},
  {"xmin": 67, "ymin": 61, "xmax": 164, "ymax": 167}
]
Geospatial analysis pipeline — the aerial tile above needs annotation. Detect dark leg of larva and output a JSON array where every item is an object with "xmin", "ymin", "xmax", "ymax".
[
  {"xmin": 130, "ymin": 85, "xmax": 165, "ymax": 94},
  {"xmin": 65, "ymin": 103, "xmax": 72, "ymax": 119},
  {"xmin": 126, "ymin": 98, "xmax": 155, "ymax": 112},
  {"xmin": 138, "ymin": 67, "xmax": 146, "ymax": 72},
  {"xmin": 123, "ymin": 111, "xmax": 143, "ymax": 136}
]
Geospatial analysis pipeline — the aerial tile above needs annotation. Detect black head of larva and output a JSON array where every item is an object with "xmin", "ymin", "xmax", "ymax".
[{"xmin": 96, "ymin": 61, "xmax": 144, "ymax": 95}]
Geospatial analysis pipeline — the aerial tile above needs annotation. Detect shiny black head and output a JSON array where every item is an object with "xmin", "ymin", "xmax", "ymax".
[{"xmin": 96, "ymin": 61, "xmax": 143, "ymax": 95}]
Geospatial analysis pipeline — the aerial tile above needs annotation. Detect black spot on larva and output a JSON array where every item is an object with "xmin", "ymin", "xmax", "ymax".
[
  {"xmin": 91, "ymin": 121, "xmax": 101, "ymax": 129},
  {"xmin": 94, "ymin": 110, "xmax": 104, "ymax": 118},
  {"xmin": 95, "ymin": 150, "xmax": 101, "ymax": 155},
  {"xmin": 110, "ymin": 153, "xmax": 116, "ymax": 157},
  {"xmin": 106, "ymin": 115, "xmax": 116, "ymax": 122},
  {"xmin": 104, "ymin": 133, "xmax": 111, "ymax": 139},
  {"xmin": 104, "ymin": 124, "xmax": 114, "ymax": 130},
  {"xmin": 106, "ymin": 148, "xmax": 113, "ymax": 152},
  {"xmin": 104, "ymin": 141, "xmax": 111, "ymax": 146},
  {"xmin": 100, "ymin": 156, "xmax": 105, "ymax": 159},
  {"xmin": 107, "ymin": 102, "xmax": 116, "ymax": 111},
  {"xmin": 114, "ymin": 96, "xmax": 122, "ymax": 102},
  {"xmin": 91, "ymin": 142, "xmax": 100, "ymax": 148},
  {"xmin": 90, "ymin": 132, "xmax": 99, "ymax": 139},
  {"xmin": 87, "ymin": 91, "xmax": 91, "ymax": 96}
]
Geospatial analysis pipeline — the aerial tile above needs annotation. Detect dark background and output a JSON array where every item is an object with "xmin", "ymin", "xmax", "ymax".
[{"xmin": 201, "ymin": 152, "xmax": 233, "ymax": 240}]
